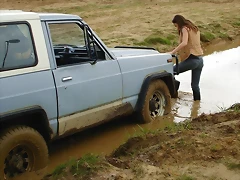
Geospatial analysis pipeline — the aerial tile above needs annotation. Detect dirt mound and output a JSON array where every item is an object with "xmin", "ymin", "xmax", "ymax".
[
  {"xmin": 43, "ymin": 108, "xmax": 240, "ymax": 180},
  {"xmin": 104, "ymin": 110, "xmax": 240, "ymax": 180}
]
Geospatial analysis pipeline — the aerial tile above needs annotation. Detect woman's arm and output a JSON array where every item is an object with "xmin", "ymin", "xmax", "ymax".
[{"xmin": 169, "ymin": 27, "xmax": 188, "ymax": 54}]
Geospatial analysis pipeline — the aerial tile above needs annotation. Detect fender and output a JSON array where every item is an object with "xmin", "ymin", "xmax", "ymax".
[
  {"xmin": 135, "ymin": 72, "xmax": 178, "ymax": 111},
  {"xmin": 0, "ymin": 106, "xmax": 52, "ymax": 141}
]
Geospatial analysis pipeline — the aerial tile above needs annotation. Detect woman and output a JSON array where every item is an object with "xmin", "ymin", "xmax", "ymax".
[{"xmin": 168, "ymin": 15, "xmax": 204, "ymax": 101}]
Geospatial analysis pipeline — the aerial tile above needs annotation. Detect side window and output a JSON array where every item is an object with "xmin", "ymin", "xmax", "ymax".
[
  {"xmin": 49, "ymin": 23, "xmax": 85, "ymax": 47},
  {"xmin": 0, "ymin": 23, "xmax": 37, "ymax": 71},
  {"xmin": 48, "ymin": 22, "xmax": 106, "ymax": 67}
]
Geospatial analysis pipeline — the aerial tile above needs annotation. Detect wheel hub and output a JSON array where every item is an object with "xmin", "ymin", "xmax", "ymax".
[
  {"xmin": 8, "ymin": 154, "xmax": 24, "ymax": 170},
  {"xmin": 149, "ymin": 99, "xmax": 159, "ymax": 112},
  {"xmin": 4, "ymin": 146, "xmax": 30, "ymax": 178},
  {"xmin": 149, "ymin": 90, "xmax": 166, "ymax": 118}
]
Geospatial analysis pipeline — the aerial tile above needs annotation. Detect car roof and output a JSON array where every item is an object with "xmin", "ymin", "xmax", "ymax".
[{"xmin": 0, "ymin": 10, "xmax": 81, "ymax": 22}]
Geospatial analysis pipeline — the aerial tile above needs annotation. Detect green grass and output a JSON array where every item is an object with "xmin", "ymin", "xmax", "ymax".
[
  {"xmin": 132, "ymin": 164, "xmax": 145, "ymax": 178},
  {"xmin": 218, "ymin": 103, "xmax": 240, "ymax": 112},
  {"xmin": 176, "ymin": 174, "xmax": 195, "ymax": 180},
  {"xmin": 129, "ymin": 125, "xmax": 161, "ymax": 139},
  {"xmin": 210, "ymin": 144, "xmax": 223, "ymax": 152},
  {"xmin": 200, "ymin": 32, "xmax": 215, "ymax": 42},
  {"xmin": 52, "ymin": 163, "xmax": 68, "ymax": 177},
  {"xmin": 232, "ymin": 21, "xmax": 240, "ymax": 27},
  {"xmin": 144, "ymin": 36, "xmax": 171, "ymax": 45},
  {"xmin": 51, "ymin": 153, "xmax": 103, "ymax": 179},
  {"xmin": 167, "ymin": 34, "xmax": 176, "ymax": 40},
  {"xmin": 218, "ymin": 32, "xmax": 229, "ymax": 39},
  {"xmin": 226, "ymin": 162, "xmax": 240, "ymax": 170},
  {"xmin": 217, "ymin": 104, "xmax": 228, "ymax": 112},
  {"xmin": 164, "ymin": 121, "xmax": 192, "ymax": 133},
  {"xmin": 199, "ymin": 132, "xmax": 209, "ymax": 138}
]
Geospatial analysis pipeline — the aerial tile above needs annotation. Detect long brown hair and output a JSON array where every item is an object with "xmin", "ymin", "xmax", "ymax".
[{"xmin": 172, "ymin": 15, "xmax": 198, "ymax": 34}]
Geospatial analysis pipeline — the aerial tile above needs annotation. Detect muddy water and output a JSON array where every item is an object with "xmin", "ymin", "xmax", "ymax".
[
  {"xmin": 175, "ymin": 40, "xmax": 240, "ymax": 122},
  {"xmin": 15, "ymin": 40, "xmax": 240, "ymax": 179}
]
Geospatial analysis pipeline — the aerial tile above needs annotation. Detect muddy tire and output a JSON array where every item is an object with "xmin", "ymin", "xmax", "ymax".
[
  {"xmin": 0, "ymin": 126, "xmax": 48, "ymax": 179},
  {"xmin": 138, "ymin": 80, "xmax": 171, "ymax": 123}
]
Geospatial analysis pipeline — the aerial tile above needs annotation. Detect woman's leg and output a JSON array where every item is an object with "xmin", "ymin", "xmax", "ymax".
[
  {"xmin": 174, "ymin": 56, "xmax": 200, "ymax": 74},
  {"xmin": 174, "ymin": 55, "xmax": 204, "ymax": 100},
  {"xmin": 191, "ymin": 57, "xmax": 204, "ymax": 101}
]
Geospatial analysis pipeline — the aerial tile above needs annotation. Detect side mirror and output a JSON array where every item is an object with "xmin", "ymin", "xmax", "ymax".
[{"xmin": 83, "ymin": 24, "xmax": 98, "ymax": 65}]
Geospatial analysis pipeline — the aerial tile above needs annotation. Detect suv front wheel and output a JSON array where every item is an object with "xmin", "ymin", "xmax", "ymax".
[{"xmin": 138, "ymin": 80, "xmax": 171, "ymax": 123}]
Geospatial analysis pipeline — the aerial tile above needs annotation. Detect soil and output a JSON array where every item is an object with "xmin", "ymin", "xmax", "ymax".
[{"xmin": 44, "ymin": 104, "xmax": 240, "ymax": 180}]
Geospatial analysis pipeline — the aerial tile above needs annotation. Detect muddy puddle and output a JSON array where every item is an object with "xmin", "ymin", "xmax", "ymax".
[
  {"xmin": 175, "ymin": 41, "xmax": 240, "ymax": 122},
  {"xmin": 12, "ymin": 39, "xmax": 240, "ymax": 180}
]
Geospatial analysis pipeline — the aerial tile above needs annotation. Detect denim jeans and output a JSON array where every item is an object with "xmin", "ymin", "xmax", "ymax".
[{"xmin": 174, "ymin": 54, "xmax": 204, "ymax": 100}]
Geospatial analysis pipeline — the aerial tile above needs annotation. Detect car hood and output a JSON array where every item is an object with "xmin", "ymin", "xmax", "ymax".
[{"xmin": 108, "ymin": 48, "xmax": 159, "ymax": 58}]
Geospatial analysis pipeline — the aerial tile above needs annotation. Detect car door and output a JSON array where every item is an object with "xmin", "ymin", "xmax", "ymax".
[{"xmin": 46, "ymin": 21, "xmax": 123, "ymax": 135}]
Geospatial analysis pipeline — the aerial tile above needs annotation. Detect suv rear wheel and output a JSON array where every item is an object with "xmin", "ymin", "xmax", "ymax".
[{"xmin": 0, "ymin": 126, "xmax": 48, "ymax": 179}]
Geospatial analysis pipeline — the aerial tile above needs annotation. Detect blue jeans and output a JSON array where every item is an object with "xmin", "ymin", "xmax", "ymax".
[{"xmin": 174, "ymin": 54, "xmax": 204, "ymax": 100}]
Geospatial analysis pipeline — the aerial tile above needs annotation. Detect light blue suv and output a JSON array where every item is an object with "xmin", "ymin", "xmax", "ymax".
[{"xmin": 0, "ymin": 10, "xmax": 179, "ymax": 179}]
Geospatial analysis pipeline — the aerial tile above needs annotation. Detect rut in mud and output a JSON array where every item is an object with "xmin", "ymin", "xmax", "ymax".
[{"xmin": 44, "ymin": 104, "xmax": 240, "ymax": 180}]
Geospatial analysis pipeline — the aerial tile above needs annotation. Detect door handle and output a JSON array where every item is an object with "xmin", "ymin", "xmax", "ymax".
[{"xmin": 62, "ymin": 76, "xmax": 72, "ymax": 82}]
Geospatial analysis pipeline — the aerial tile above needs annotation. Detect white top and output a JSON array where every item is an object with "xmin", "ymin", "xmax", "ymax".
[
  {"xmin": 0, "ymin": 10, "xmax": 81, "ymax": 22},
  {"xmin": 0, "ymin": 10, "xmax": 40, "ymax": 22}
]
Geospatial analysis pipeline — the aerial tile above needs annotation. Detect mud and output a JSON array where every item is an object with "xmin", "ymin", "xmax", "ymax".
[
  {"xmin": 102, "ymin": 109, "xmax": 240, "ymax": 180},
  {"xmin": 44, "ymin": 108, "xmax": 240, "ymax": 180}
]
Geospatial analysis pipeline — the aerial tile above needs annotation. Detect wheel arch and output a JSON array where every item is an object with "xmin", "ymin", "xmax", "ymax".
[
  {"xmin": 0, "ymin": 106, "xmax": 52, "ymax": 143},
  {"xmin": 135, "ymin": 72, "xmax": 176, "ymax": 112}
]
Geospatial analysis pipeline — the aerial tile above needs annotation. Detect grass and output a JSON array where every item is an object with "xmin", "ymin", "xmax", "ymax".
[
  {"xmin": 177, "ymin": 174, "xmax": 195, "ymax": 180},
  {"xmin": 210, "ymin": 144, "xmax": 223, "ymax": 152},
  {"xmin": 226, "ymin": 162, "xmax": 240, "ymax": 170},
  {"xmin": 52, "ymin": 162, "xmax": 68, "ymax": 177},
  {"xmin": 132, "ymin": 164, "xmax": 145, "ymax": 178},
  {"xmin": 217, "ymin": 104, "xmax": 228, "ymax": 112},
  {"xmin": 129, "ymin": 125, "xmax": 161, "ymax": 139},
  {"xmin": 128, "ymin": 121, "xmax": 192, "ymax": 140},
  {"xmin": 199, "ymin": 132, "xmax": 209, "ymax": 138},
  {"xmin": 217, "ymin": 103, "xmax": 240, "ymax": 112},
  {"xmin": 2, "ymin": 0, "xmax": 240, "ymax": 52},
  {"xmin": 164, "ymin": 121, "xmax": 192, "ymax": 133},
  {"xmin": 200, "ymin": 32, "xmax": 215, "ymax": 42},
  {"xmin": 135, "ymin": 35, "xmax": 172, "ymax": 47},
  {"xmin": 51, "ymin": 153, "xmax": 104, "ymax": 179}
]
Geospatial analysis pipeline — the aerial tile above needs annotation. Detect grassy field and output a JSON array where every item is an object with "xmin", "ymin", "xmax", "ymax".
[{"xmin": 1, "ymin": 0, "xmax": 240, "ymax": 52}]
